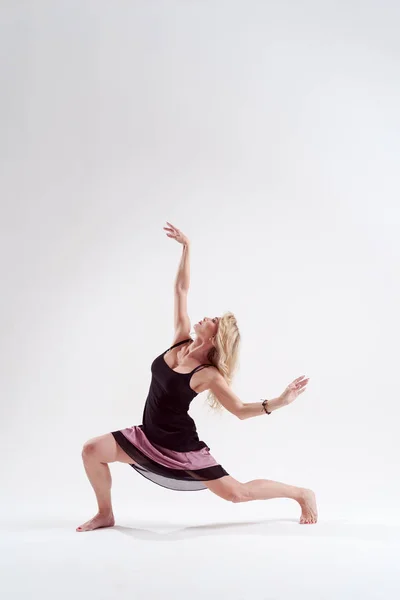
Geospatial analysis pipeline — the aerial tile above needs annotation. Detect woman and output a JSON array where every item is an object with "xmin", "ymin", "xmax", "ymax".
[{"xmin": 77, "ymin": 222, "xmax": 317, "ymax": 532}]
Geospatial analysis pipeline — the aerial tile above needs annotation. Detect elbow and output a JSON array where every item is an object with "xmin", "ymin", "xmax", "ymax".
[{"xmin": 236, "ymin": 406, "xmax": 245, "ymax": 420}]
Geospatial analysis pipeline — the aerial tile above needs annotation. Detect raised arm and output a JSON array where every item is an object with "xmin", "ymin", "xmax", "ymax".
[
  {"xmin": 164, "ymin": 222, "xmax": 192, "ymax": 341},
  {"xmin": 164, "ymin": 221, "xmax": 191, "ymax": 291},
  {"xmin": 174, "ymin": 240, "xmax": 191, "ymax": 292}
]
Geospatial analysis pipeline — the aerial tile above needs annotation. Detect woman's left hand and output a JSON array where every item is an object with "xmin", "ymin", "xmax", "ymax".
[
  {"xmin": 280, "ymin": 376, "xmax": 310, "ymax": 406},
  {"xmin": 163, "ymin": 222, "xmax": 190, "ymax": 246}
]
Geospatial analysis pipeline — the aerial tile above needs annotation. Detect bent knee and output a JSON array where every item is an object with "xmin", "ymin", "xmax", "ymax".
[
  {"xmin": 205, "ymin": 477, "xmax": 252, "ymax": 503},
  {"xmin": 230, "ymin": 484, "xmax": 252, "ymax": 503},
  {"xmin": 81, "ymin": 439, "xmax": 102, "ymax": 459},
  {"xmin": 81, "ymin": 434, "xmax": 119, "ymax": 463}
]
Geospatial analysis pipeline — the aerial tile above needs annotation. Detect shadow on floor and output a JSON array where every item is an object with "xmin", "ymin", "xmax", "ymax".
[
  {"xmin": 110, "ymin": 518, "xmax": 400, "ymax": 543},
  {"xmin": 2, "ymin": 517, "xmax": 400, "ymax": 544}
]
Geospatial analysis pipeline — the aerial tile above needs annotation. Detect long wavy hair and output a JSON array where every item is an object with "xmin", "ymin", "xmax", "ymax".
[{"xmin": 193, "ymin": 311, "xmax": 241, "ymax": 412}]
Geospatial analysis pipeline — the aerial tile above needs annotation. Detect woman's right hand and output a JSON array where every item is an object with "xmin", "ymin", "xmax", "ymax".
[
  {"xmin": 163, "ymin": 221, "xmax": 190, "ymax": 246},
  {"xmin": 279, "ymin": 376, "xmax": 310, "ymax": 406}
]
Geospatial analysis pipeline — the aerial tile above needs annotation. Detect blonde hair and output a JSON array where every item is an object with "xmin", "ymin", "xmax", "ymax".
[{"xmin": 204, "ymin": 311, "xmax": 241, "ymax": 412}]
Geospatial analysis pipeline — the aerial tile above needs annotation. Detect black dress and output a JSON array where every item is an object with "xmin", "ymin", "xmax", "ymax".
[{"xmin": 111, "ymin": 338, "xmax": 229, "ymax": 491}]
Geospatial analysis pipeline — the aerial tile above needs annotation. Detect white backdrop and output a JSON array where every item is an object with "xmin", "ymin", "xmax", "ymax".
[{"xmin": 1, "ymin": 0, "xmax": 399, "ymax": 528}]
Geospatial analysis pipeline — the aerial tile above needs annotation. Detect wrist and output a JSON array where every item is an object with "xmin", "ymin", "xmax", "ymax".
[{"xmin": 262, "ymin": 396, "xmax": 286, "ymax": 413}]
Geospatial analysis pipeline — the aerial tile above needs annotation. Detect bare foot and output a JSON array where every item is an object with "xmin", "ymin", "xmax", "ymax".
[
  {"xmin": 76, "ymin": 512, "xmax": 115, "ymax": 532},
  {"xmin": 298, "ymin": 488, "xmax": 318, "ymax": 524}
]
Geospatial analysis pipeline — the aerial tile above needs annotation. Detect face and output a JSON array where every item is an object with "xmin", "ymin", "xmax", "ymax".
[{"xmin": 194, "ymin": 316, "xmax": 219, "ymax": 340}]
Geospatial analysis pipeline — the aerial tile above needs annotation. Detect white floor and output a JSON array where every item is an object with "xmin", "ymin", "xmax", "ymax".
[{"xmin": 2, "ymin": 509, "xmax": 400, "ymax": 600}]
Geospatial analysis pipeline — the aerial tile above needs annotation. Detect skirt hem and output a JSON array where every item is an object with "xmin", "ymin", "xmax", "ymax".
[{"xmin": 111, "ymin": 430, "xmax": 229, "ymax": 491}]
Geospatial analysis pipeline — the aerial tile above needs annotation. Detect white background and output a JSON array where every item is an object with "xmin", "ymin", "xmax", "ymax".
[{"xmin": 1, "ymin": 1, "xmax": 399, "ymax": 598}]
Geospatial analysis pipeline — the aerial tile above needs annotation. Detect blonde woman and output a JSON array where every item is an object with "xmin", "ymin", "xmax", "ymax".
[{"xmin": 76, "ymin": 222, "xmax": 318, "ymax": 532}]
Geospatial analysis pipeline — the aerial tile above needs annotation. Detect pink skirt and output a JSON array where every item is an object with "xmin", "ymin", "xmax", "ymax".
[{"xmin": 111, "ymin": 425, "xmax": 229, "ymax": 491}]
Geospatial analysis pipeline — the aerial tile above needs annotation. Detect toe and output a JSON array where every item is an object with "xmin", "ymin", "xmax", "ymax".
[{"xmin": 76, "ymin": 522, "xmax": 91, "ymax": 532}]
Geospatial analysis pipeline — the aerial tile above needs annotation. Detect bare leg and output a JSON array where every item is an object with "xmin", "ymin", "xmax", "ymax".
[
  {"xmin": 204, "ymin": 475, "xmax": 318, "ymax": 524},
  {"xmin": 76, "ymin": 433, "xmax": 135, "ymax": 532}
]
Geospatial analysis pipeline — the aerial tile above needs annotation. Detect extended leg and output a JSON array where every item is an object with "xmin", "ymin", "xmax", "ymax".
[{"xmin": 204, "ymin": 475, "xmax": 318, "ymax": 524}]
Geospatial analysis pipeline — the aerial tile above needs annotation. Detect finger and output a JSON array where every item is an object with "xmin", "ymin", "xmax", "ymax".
[
  {"xmin": 166, "ymin": 221, "xmax": 177, "ymax": 231},
  {"xmin": 297, "ymin": 379, "xmax": 309, "ymax": 387},
  {"xmin": 290, "ymin": 380, "xmax": 307, "ymax": 391}
]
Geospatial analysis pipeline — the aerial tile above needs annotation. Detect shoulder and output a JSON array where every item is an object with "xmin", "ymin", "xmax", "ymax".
[
  {"xmin": 169, "ymin": 332, "xmax": 193, "ymax": 349},
  {"xmin": 204, "ymin": 366, "xmax": 221, "ymax": 380},
  {"xmin": 198, "ymin": 368, "xmax": 243, "ymax": 417},
  {"xmin": 194, "ymin": 364, "xmax": 220, "ymax": 388},
  {"xmin": 204, "ymin": 368, "xmax": 227, "ymax": 389},
  {"xmin": 189, "ymin": 364, "xmax": 219, "ymax": 394}
]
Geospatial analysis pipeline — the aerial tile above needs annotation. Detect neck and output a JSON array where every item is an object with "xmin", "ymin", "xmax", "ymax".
[{"xmin": 187, "ymin": 337, "xmax": 213, "ymax": 362}]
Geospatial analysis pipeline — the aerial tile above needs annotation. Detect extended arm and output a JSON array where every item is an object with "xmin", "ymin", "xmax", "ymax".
[
  {"xmin": 163, "ymin": 222, "xmax": 192, "ymax": 340},
  {"xmin": 239, "ymin": 396, "xmax": 286, "ymax": 419},
  {"xmin": 173, "ymin": 243, "xmax": 192, "ymax": 337},
  {"xmin": 207, "ymin": 371, "xmax": 287, "ymax": 419},
  {"xmin": 174, "ymin": 241, "xmax": 191, "ymax": 291}
]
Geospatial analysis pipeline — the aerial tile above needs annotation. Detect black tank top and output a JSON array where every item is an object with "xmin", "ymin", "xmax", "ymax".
[{"xmin": 140, "ymin": 339, "xmax": 213, "ymax": 451}]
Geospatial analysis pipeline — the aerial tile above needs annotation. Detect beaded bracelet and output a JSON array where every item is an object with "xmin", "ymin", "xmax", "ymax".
[{"xmin": 262, "ymin": 399, "xmax": 271, "ymax": 415}]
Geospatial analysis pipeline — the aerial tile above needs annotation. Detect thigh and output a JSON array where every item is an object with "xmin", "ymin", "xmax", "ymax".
[
  {"xmin": 203, "ymin": 475, "xmax": 247, "ymax": 502},
  {"xmin": 83, "ymin": 433, "xmax": 138, "ymax": 465}
]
